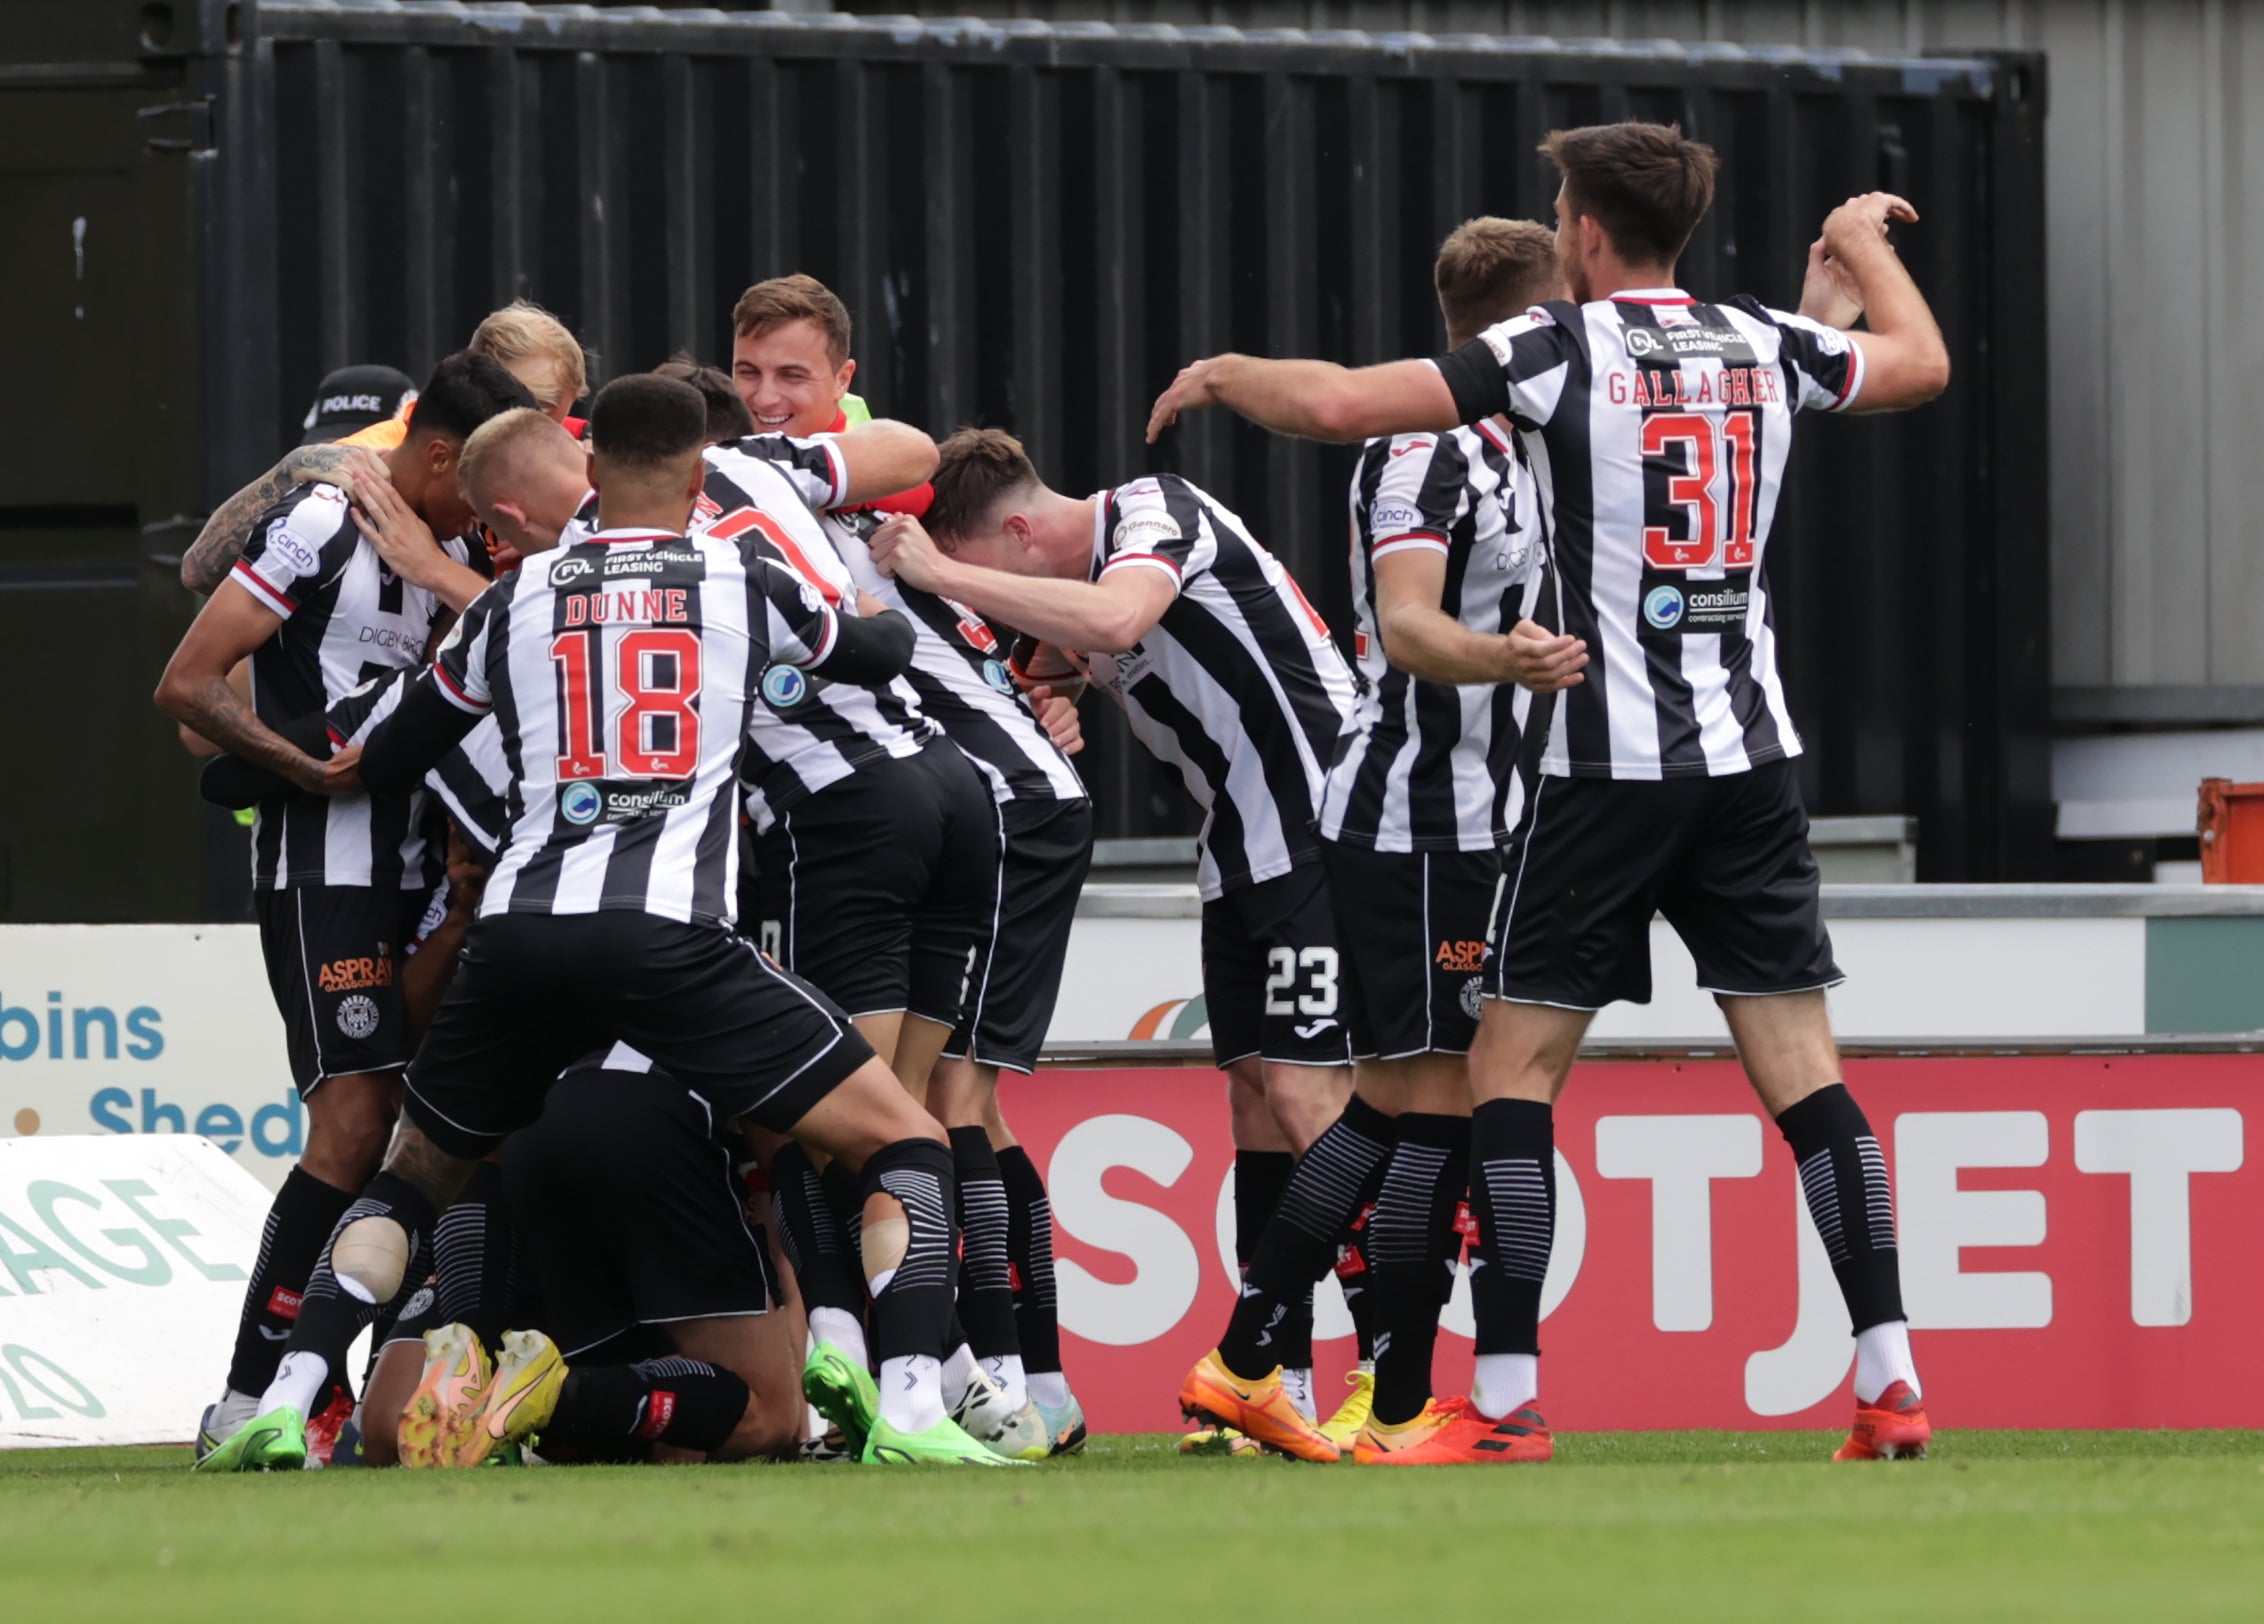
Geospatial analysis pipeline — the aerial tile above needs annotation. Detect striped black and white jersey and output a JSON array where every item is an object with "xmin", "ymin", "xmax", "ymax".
[
  {"xmin": 427, "ymin": 526, "xmax": 842, "ymax": 928},
  {"xmin": 1082, "ymin": 474, "xmax": 1357, "ymax": 900},
  {"xmin": 695, "ymin": 442, "xmax": 935, "ymax": 830},
  {"xmin": 1434, "ymin": 290, "xmax": 1864, "ymax": 780},
  {"xmin": 738, "ymin": 437, "xmax": 1086, "ymax": 806},
  {"xmin": 230, "ymin": 483, "xmax": 472, "ymax": 891},
  {"xmin": 1320, "ymin": 422, "xmax": 1546, "ymax": 853},
  {"xmin": 326, "ymin": 668, "xmax": 512, "ymax": 867}
]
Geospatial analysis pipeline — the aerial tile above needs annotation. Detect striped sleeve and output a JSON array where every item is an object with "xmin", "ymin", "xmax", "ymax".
[
  {"xmin": 731, "ymin": 431, "xmax": 850, "ymax": 513},
  {"xmin": 1434, "ymin": 308, "xmax": 1578, "ymax": 432},
  {"xmin": 1100, "ymin": 475, "xmax": 1213, "ymax": 588},
  {"xmin": 754, "ymin": 558, "xmax": 840, "ymax": 669},
  {"xmin": 431, "ymin": 585, "xmax": 503, "ymax": 713},
  {"xmin": 324, "ymin": 666, "xmax": 413, "ymax": 748},
  {"xmin": 231, "ymin": 487, "xmax": 357, "ymax": 618},
  {"xmin": 1367, "ymin": 433, "xmax": 1470, "ymax": 562},
  {"xmin": 1763, "ymin": 306, "xmax": 1866, "ymax": 413}
]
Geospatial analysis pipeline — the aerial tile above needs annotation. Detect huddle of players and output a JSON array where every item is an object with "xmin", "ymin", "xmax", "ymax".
[
  {"xmin": 162, "ymin": 115, "xmax": 1949, "ymax": 1473},
  {"xmin": 164, "ymin": 287, "xmax": 1093, "ymax": 1468}
]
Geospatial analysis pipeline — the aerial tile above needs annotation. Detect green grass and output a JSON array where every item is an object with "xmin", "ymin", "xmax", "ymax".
[{"xmin": 5, "ymin": 1432, "xmax": 2263, "ymax": 1620}]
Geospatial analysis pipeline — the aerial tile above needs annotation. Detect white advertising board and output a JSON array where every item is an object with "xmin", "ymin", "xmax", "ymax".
[
  {"xmin": 0, "ymin": 1134, "xmax": 271, "ymax": 1447},
  {"xmin": 0, "ymin": 913, "xmax": 2158, "ymax": 1193}
]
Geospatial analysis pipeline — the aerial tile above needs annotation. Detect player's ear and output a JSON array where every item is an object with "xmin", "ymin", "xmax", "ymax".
[
  {"xmin": 836, "ymin": 356, "xmax": 857, "ymax": 397},
  {"xmin": 584, "ymin": 449, "xmax": 599, "ymax": 494}
]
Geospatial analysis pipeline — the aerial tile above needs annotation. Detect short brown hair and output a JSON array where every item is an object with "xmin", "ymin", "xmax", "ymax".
[
  {"xmin": 469, "ymin": 300, "xmax": 588, "ymax": 412},
  {"xmin": 652, "ymin": 354, "xmax": 755, "ymax": 443},
  {"xmin": 1435, "ymin": 217, "xmax": 1562, "ymax": 344},
  {"xmin": 732, "ymin": 274, "xmax": 853, "ymax": 366},
  {"xmin": 928, "ymin": 428, "xmax": 1040, "ymax": 542},
  {"xmin": 1541, "ymin": 122, "xmax": 1718, "ymax": 266}
]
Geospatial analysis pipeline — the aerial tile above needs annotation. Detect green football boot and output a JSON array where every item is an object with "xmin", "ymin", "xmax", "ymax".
[
  {"xmin": 801, "ymin": 1342, "xmax": 880, "ymax": 1456},
  {"xmin": 862, "ymin": 1414, "xmax": 1028, "ymax": 1466},
  {"xmin": 193, "ymin": 1405, "xmax": 308, "ymax": 1473}
]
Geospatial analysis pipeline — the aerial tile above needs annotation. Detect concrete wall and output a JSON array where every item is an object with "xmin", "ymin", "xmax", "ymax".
[{"xmin": 835, "ymin": 0, "xmax": 2264, "ymax": 703}]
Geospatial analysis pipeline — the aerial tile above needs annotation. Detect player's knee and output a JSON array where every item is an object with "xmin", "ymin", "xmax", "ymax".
[
  {"xmin": 331, "ymin": 1214, "xmax": 410, "ymax": 1305},
  {"xmin": 860, "ymin": 1190, "xmax": 910, "ymax": 1287},
  {"xmin": 303, "ymin": 1074, "xmax": 401, "ymax": 1181}
]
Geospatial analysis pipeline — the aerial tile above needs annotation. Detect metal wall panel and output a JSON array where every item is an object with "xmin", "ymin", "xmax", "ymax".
[
  {"xmin": 1, "ymin": 3, "xmax": 2052, "ymax": 914},
  {"xmin": 829, "ymin": 0, "xmax": 2264, "ymax": 700}
]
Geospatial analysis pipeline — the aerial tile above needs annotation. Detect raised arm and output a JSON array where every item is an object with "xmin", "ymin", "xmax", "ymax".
[
  {"xmin": 869, "ymin": 514, "xmax": 1176, "ymax": 655},
  {"xmin": 1823, "ymin": 193, "xmax": 1951, "ymax": 413},
  {"xmin": 1374, "ymin": 549, "xmax": 1586, "ymax": 691},
  {"xmin": 831, "ymin": 420, "xmax": 940, "ymax": 506},
  {"xmin": 1147, "ymin": 356, "xmax": 1462, "ymax": 446},
  {"xmin": 178, "ymin": 442, "xmax": 390, "ymax": 594}
]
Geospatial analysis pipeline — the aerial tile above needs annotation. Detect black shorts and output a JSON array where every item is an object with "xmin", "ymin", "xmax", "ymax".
[
  {"xmin": 253, "ymin": 884, "xmax": 428, "ymax": 1094},
  {"xmin": 501, "ymin": 1065, "xmax": 778, "ymax": 1358},
  {"xmin": 1322, "ymin": 841, "xmax": 1499, "ymax": 1058},
  {"xmin": 1200, "ymin": 864, "xmax": 1355, "ymax": 1069},
  {"xmin": 1488, "ymin": 759, "xmax": 1843, "ymax": 1010},
  {"xmin": 403, "ymin": 912, "xmax": 871, "ymax": 1158},
  {"xmin": 744, "ymin": 736, "xmax": 1001, "ymax": 1026},
  {"xmin": 948, "ymin": 797, "xmax": 1094, "ymax": 1074}
]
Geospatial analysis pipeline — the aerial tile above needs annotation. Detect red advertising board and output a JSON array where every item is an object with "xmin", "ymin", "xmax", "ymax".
[{"xmin": 997, "ymin": 1055, "xmax": 2264, "ymax": 1433}]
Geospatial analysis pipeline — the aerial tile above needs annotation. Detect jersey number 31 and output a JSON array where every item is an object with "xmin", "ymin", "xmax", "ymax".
[{"xmin": 1641, "ymin": 408, "xmax": 1758, "ymax": 571}]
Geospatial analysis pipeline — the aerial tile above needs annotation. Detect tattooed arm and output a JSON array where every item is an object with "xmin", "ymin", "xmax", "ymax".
[
  {"xmin": 153, "ymin": 583, "xmax": 360, "ymax": 795},
  {"xmin": 179, "ymin": 443, "xmax": 392, "ymax": 595}
]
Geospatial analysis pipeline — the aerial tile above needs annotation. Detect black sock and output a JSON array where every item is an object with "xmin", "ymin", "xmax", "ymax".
[
  {"xmin": 998, "ymin": 1145, "xmax": 1061, "ymax": 1377},
  {"xmin": 1232, "ymin": 1150, "xmax": 1295, "ymax": 1276},
  {"xmin": 226, "ymin": 1166, "xmax": 356, "ymax": 1395},
  {"xmin": 1776, "ymin": 1083, "xmax": 1905, "ymax": 1331},
  {"xmin": 551, "ymin": 1357, "xmax": 749, "ymax": 1455},
  {"xmin": 1468, "ymin": 1098, "xmax": 1553, "ymax": 1357},
  {"xmin": 769, "ymin": 1143, "xmax": 865, "ymax": 1317},
  {"xmin": 1332, "ymin": 1149, "xmax": 1391, "ymax": 1365},
  {"xmin": 1219, "ymin": 1097, "xmax": 1395, "ymax": 1380},
  {"xmin": 862, "ymin": 1139, "xmax": 958, "ymax": 1364},
  {"xmin": 281, "ymin": 1172, "xmax": 437, "ymax": 1400},
  {"xmin": 948, "ymin": 1127, "xmax": 1020, "ymax": 1363},
  {"xmin": 1367, "ymin": 1112, "xmax": 1471, "ymax": 1426},
  {"xmin": 433, "ymin": 1161, "xmax": 523, "ymax": 1347}
]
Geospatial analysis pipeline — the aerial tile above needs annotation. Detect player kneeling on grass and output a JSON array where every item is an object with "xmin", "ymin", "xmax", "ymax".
[{"xmin": 197, "ymin": 375, "xmax": 1015, "ymax": 1473}]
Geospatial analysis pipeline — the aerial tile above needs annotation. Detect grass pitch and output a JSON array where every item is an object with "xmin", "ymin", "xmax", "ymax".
[{"xmin": 4, "ymin": 1431, "xmax": 2261, "ymax": 1620}]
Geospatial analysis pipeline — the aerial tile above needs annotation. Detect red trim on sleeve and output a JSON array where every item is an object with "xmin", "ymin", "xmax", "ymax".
[
  {"xmin": 229, "ymin": 562, "xmax": 298, "ymax": 616},
  {"xmin": 433, "ymin": 661, "xmax": 489, "ymax": 713}
]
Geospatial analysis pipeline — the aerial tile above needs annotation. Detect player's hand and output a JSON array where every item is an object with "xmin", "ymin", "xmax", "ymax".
[
  {"xmin": 1027, "ymin": 684, "xmax": 1085, "ymax": 756},
  {"xmin": 868, "ymin": 514, "xmax": 949, "ymax": 591},
  {"xmin": 445, "ymin": 826, "xmax": 489, "ymax": 916},
  {"xmin": 1498, "ymin": 619, "xmax": 1587, "ymax": 693},
  {"xmin": 1799, "ymin": 236, "xmax": 1865, "ymax": 331},
  {"xmin": 1821, "ymin": 193, "xmax": 1919, "ymax": 259},
  {"xmin": 296, "ymin": 741, "xmax": 364, "ymax": 797},
  {"xmin": 1146, "ymin": 356, "xmax": 1233, "ymax": 443},
  {"xmin": 345, "ymin": 470, "xmax": 446, "ymax": 585}
]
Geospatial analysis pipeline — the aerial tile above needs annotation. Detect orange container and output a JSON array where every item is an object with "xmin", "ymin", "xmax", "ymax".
[{"xmin": 2197, "ymin": 779, "xmax": 2264, "ymax": 883}]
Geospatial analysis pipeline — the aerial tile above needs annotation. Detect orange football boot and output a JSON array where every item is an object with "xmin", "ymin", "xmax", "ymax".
[
  {"xmin": 1833, "ymin": 1380, "xmax": 1932, "ymax": 1461},
  {"xmin": 1358, "ymin": 1396, "xmax": 1552, "ymax": 1464},
  {"xmin": 1353, "ymin": 1395, "xmax": 1478, "ymax": 1464},
  {"xmin": 1178, "ymin": 1350, "xmax": 1340, "ymax": 1463}
]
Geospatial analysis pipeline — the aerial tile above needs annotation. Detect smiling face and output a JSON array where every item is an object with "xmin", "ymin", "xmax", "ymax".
[{"xmin": 730, "ymin": 318, "xmax": 855, "ymax": 439}]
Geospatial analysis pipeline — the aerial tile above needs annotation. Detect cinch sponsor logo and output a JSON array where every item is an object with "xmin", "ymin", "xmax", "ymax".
[
  {"xmin": 87, "ymin": 1088, "xmax": 306, "ymax": 1159},
  {"xmin": 0, "ymin": 993, "xmax": 163, "ymax": 1062}
]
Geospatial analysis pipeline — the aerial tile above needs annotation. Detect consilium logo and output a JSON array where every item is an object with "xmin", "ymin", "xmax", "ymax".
[
  {"xmin": 982, "ymin": 658, "xmax": 1016, "ymax": 696},
  {"xmin": 762, "ymin": 665, "xmax": 809, "ymax": 709},
  {"xmin": 1643, "ymin": 585, "xmax": 1686, "ymax": 630},
  {"xmin": 560, "ymin": 782, "xmax": 604, "ymax": 826}
]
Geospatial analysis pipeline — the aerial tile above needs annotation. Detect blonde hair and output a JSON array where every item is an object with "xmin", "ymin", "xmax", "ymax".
[
  {"xmin": 470, "ymin": 300, "xmax": 589, "ymax": 414},
  {"xmin": 457, "ymin": 408, "xmax": 582, "ymax": 504}
]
